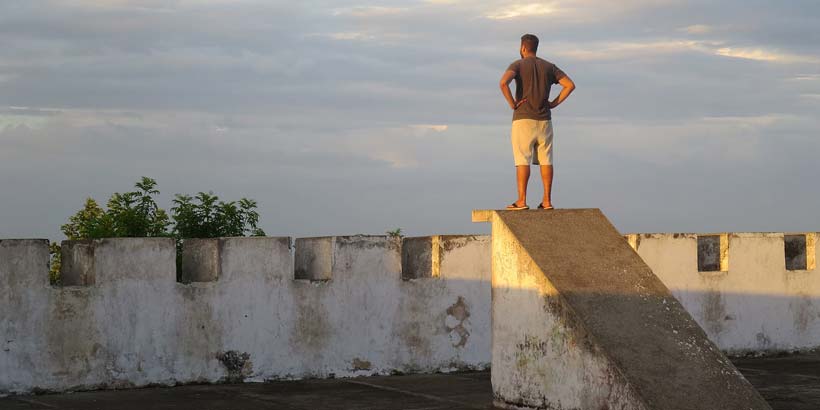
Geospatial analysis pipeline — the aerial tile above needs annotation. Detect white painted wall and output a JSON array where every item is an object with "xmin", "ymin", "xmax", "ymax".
[
  {"xmin": 2, "ymin": 231, "xmax": 819, "ymax": 394},
  {"xmin": 0, "ymin": 235, "xmax": 491, "ymax": 394},
  {"xmin": 632, "ymin": 232, "xmax": 820, "ymax": 354},
  {"xmin": 489, "ymin": 218, "xmax": 645, "ymax": 410}
]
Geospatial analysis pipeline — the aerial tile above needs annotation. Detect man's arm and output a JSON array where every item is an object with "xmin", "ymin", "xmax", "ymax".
[
  {"xmin": 549, "ymin": 75, "xmax": 576, "ymax": 109},
  {"xmin": 499, "ymin": 70, "xmax": 527, "ymax": 110}
]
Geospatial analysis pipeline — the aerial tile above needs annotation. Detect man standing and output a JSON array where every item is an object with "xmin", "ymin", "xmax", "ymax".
[{"xmin": 500, "ymin": 34, "xmax": 575, "ymax": 210}]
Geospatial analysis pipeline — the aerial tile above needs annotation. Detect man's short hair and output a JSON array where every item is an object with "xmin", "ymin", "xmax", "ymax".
[{"xmin": 521, "ymin": 34, "xmax": 539, "ymax": 52}]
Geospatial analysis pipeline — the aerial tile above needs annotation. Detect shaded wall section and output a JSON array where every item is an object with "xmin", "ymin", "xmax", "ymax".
[{"xmin": 630, "ymin": 232, "xmax": 820, "ymax": 354}]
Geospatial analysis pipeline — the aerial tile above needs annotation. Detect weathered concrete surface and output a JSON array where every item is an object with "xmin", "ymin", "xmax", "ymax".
[
  {"xmin": 2, "ymin": 355, "xmax": 819, "ymax": 410},
  {"xmin": 5, "ymin": 226, "xmax": 819, "ymax": 396},
  {"xmin": 0, "ymin": 239, "xmax": 51, "ymax": 394},
  {"xmin": 1, "ymin": 235, "xmax": 491, "ymax": 394},
  {"xmin": 59, "ymin": 240, "xmax": 96, "ymax": 286},
  {"xmin": 294, "ymin": 237, "xmax": 333, "ymax": 281},
  {"xmin": 2, "ymin": 238, "xmax": 180, "ymax": 393},
  {"xmin": 402, "ymin": 236, "xmax": 435, "ymax": 279},
  {"xmin": 180, "ymin": 238, "xmax": 221, "ymax": 282},
  {"xmin": 477, "ymin": 209, "xmax": 770, "ymax": 410},
  {"xmin": 632, "ymin": 232, "xmax": 820, "ymax": 354}
]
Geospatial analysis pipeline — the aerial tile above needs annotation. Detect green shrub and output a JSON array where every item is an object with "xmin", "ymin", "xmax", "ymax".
[
  {"xmin": 171, "ymin": 192, "xmax": 265, "ymax": 239},
  {"xmin": 52, "ymin": 177, "xmax": 265, "ymax": 285},
  {"xmin": 48, "ymin": 242, "xmax": 62, "ymax": 286},
  {"xmin": 61, "ymin": 177, "xmax": 171, "ymax": 240}
]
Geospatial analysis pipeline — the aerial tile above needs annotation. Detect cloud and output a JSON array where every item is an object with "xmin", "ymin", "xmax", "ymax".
[
  {"xmin": 1, "ymin": 0, "xmax": 819, "ymax": 240},
  {"xmin": 550, "ymin": 38, "xmax": 820, "ymax": 66},
  {"xmin": 328, "ymin": 32, "xmax": 375, "ymax": 41},
  {"xmin": 0, "ymin": 106, "xmax": 63, "ymax": 130},
  {"xmin": 485, "ymin": 3, "xmax": 555, "ymax": 20},
  {"xmin": 714, "ymin": 47, "xmax": 820, "ymax": 64},
  {"xmin": 553, "ymin": 40, "xmax": 716, "ymax": 61},
  {"xmin": 332, "ymin": 6, "xmax": 409, "ymax": 17},
  {"xmin": 680, "ymin": 24, "xmax": 712, "ymax": 35},
  {"xmin": 790, "ymin": 74, "xmax": 820, "ymax": 81},
  {"xmin": 411, "ymin": 124, "xmax": 448, "ymax": 132}
]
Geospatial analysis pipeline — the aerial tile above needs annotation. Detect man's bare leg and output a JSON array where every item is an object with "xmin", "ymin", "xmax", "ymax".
[
  {"xmin": 514, "ymin": 165, "xmax": 530, "ymax": 207},
  {"xmin": 540, "ymin": 165, "xmax": 553, "ymax": 208}
]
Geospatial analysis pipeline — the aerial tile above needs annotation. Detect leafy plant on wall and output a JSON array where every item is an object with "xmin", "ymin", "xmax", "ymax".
[
  {"xmin": 171, "ymin": 193, "xmax": 265, "ymax": 239},
  {"xmin": 386, "ymin": 228, "xmax": 404, "ymax": 238},
  {"xmin": 61, "ymin": 177, "xmax": 172, "ymax": 240},
  {"xmin": 50, "ymin": 177, "xmax": 265, "ymax": 285}
]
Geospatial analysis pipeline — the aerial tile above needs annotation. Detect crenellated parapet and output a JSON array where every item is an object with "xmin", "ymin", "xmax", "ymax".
[
  {"xmin": 0, "ymin": 235, "xmax": 491, "ymax": 395},
  {"xmin": 625, "ymin": 232, "xmax": 820, "ymax": 354},
  {"xmin": 1, "ymin": 229, "xmax": 819, "ymax": 395}
]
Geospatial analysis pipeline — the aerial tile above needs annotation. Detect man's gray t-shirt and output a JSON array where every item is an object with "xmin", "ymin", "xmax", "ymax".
[{"xmin": 507, "ymin": 56, "xmax": 566, "ymax": 121}]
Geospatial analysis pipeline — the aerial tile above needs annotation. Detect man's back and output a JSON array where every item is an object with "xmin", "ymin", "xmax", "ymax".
[
  {"xmin": 499, "ymin": 33, "xmax": 575, "ymax": 211},
  {"xmin": 507, "ymin": 56, "xmax": 565, "ymax": 121}
]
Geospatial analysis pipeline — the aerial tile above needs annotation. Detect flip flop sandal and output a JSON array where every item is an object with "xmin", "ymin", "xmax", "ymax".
[
  {"xmin": 506, "ymin": 203, "xmax": 529, "ymax": 211},
  {"xmin": 538, "ymin": 203, "xmax": 554, "ymax": 210}
]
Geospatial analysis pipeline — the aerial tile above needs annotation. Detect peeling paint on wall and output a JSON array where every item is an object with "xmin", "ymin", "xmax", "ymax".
[{"xmin": 445, "ymin": 296, "xmax": 471, "ymax": 348}]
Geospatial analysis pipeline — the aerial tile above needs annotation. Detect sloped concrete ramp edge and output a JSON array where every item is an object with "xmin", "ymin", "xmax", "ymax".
[{"xmin": 475, "ymin": 209, "xmax": 770, "ymax": 410}]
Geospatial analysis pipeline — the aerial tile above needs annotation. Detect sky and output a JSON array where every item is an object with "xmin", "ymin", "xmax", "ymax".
[{"xmin": 1, "ymin": 0, "xmax": 819, "ymax": 241}]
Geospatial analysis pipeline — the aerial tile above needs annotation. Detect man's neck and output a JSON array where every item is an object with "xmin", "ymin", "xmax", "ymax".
[{"xmin": 522, "ymin": 52, "xmax": 536, "ymax": 59}]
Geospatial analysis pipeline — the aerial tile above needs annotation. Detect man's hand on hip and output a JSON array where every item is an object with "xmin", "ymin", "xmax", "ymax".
[
  {"xmin": 550, "ymin": 75, "xmax": 576, "ymax": 110},
  {"xmin": 512, "ymin": 98, "xmax": 528, "ymax": 110}
]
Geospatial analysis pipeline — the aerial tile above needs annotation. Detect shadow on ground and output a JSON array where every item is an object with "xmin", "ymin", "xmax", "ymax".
[{"xmin": 2, "ymin": 355, "xmax": 819, "ymax": 410}]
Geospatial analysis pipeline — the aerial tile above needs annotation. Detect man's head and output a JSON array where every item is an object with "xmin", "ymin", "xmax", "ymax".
[{"xmin": 520, "ymin": 34, "xmax": 539, "ymax": 57}]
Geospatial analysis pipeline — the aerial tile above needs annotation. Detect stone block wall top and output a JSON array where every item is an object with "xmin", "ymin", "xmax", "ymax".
[
  {"xmin": 60, "ymin": 240, "xmax": 96, "ymax": 286},
  {"xmin": 0, "ymin": 239, "xmax": 50, "ymax": 288},
  {"xmin": 294, "ymin": 237, "xmax": 334, "ymax": 281},
  {"xmin": 59, "ymin": 238, "xmax": 176, "ymax": 286},
  {"xmin": 180, "ymin": 238, "xmax": 221, "ymax": 283},
  {"xmin": 401, "ymin": 236, "xmax": 436, "ymax": 280}
]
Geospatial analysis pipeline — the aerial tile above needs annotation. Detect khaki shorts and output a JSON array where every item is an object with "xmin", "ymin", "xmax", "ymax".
[{"xmin": 510, "ymin": 119, "xmax": 553, "ymax": 166}]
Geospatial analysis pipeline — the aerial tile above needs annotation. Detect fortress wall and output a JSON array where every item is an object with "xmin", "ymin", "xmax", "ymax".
[
  {"xmin": 0, "ymin": 235, "xmax": 491, "ymax": 394},
  {"xmin": 0, "ymin": 240, "xmax": 51, "ymax": 394},
  {"xmin": 631, "ymin": 232, "xmax": 820, "ymax": 354},
  {"xmin": 6, "ymin": 238, "xmax": 182, "ymax": 393},
  {"xmin": 2, "ymin": 231, "xmax": 818, "ymax": 394},
  {"xmin": 285, "ymin": 234, "xmax": 491, "ymax": 377}
]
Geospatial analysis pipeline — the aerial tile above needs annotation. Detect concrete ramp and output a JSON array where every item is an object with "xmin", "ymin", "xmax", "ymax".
[{"xmin": 473, "ymin": 209, "xmax": 770, "ymax": 410}]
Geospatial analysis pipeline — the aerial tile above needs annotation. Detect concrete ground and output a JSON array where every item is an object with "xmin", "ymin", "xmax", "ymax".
[{"xmin": 2, "ymin": 355, "xmax": 819, "ymax": 410}]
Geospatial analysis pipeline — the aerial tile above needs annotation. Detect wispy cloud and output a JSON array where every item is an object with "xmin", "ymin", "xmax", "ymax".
[
  {"xmin": 328, "ymin": 32, "xmax": 375, "ymax": 41},
  {"xmin": 554, "ymin": 40, "xmax": 717, "ymax": 61},
  {"xmin": 680, "ymin": 24, "xmax": 712, "ymax": 35},
  {"xmin": 485, "ymin": 3, "xmax": 555, "ymax": 19},
  {"xmin": 714, "ymin": 47, "xmax": 820, "ymax": 64},
  {"xmin": 411, "ymin": 124, "xmax": 448, "ymax": 132},
  {"xmin": 790, "ymin": 74, "xmax": 820, "ymax": 81},
  {"xmin": 551, "ymin": 38, "xmax": 820, "ymax": 65},
  {"xmin": 332, "ymin": 6, "xmax": 409, "ymax": 17}
]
